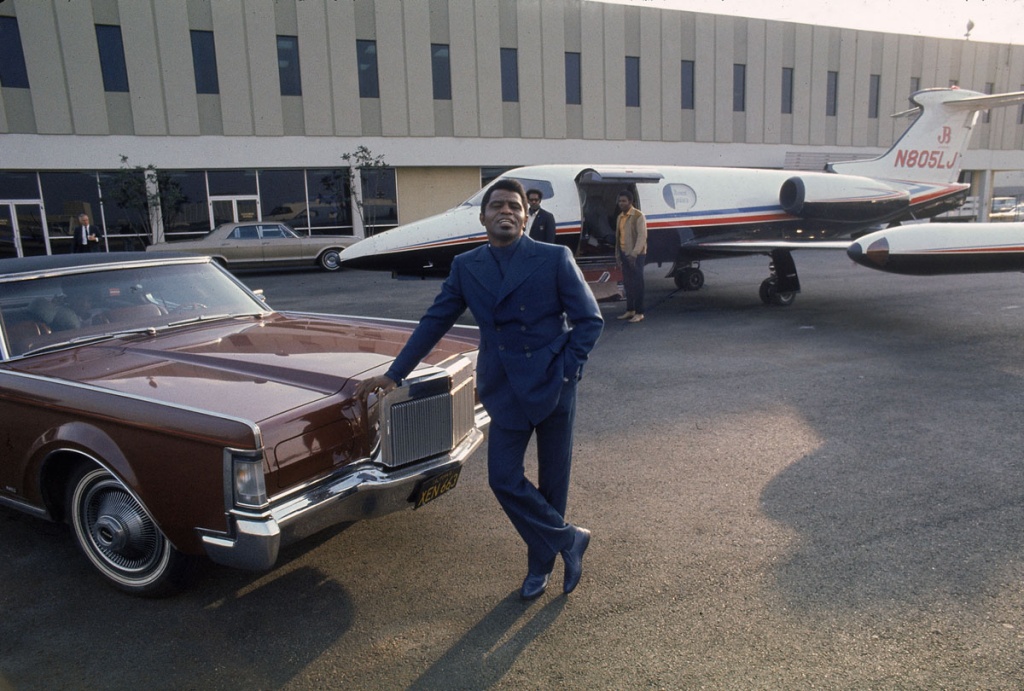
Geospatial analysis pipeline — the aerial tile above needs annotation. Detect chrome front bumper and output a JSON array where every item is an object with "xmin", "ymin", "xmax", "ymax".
[{"xmin": 199, "ymin": 425, "xmax": 484, "ymax": 571}]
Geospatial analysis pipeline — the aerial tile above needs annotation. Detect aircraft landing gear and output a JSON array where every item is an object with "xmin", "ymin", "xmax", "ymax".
[
  {"xmin": 760, "ymin": 250, "xmax": 800, "ymax": 306},
  {"xmin": 759, "ymin": 277, "xmax": 796, "ymax": 306},
  {"xmin": 671, "ymin": 265, "xmax": 704, "ymax": 291}
]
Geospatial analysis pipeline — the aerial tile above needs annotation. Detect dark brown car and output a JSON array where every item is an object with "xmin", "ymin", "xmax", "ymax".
[{"xmin": 0, "ymin": 253, "xmax": 486, "ymax": 596}]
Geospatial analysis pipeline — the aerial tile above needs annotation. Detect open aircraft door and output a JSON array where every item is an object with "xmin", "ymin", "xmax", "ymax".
[{"xmin": 573, "ymin": 168, "xmax": 663, "ymax": 301}]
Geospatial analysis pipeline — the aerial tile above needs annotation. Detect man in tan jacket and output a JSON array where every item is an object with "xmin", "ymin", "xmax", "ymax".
[{"xmin": 615, "ymin": 190, "xmax": 647, "ymax": 323}]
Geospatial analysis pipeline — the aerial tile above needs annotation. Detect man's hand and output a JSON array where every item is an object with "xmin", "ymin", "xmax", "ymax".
[
  {"xmin": 625, "ymin": 255, "xmax": 636, "ymax": 268},
  {"xmin": 356, "ymin": 374, "xmax": 398, "ymax": 399}
]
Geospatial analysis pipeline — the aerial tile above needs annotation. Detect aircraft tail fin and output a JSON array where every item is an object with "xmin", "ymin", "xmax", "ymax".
[{"xmin": 828, "ymin": 88, "xmax": 1024, "ymax": 185}]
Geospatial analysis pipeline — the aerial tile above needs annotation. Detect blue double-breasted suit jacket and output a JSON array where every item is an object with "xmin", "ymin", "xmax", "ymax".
[{"xmin": 385, "ymin": 234, "xmax": 603, "ymax": 431}]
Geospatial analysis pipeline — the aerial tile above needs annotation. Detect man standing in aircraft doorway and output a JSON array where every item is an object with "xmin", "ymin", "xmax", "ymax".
[
  {"xmin": 357, "ymin": 178, "xmax": 603, "ymax": 600},
  {"xmin": 615, "ymin": 190, "xmax": 647, "ymax": 323},
  {"xmin": 526, "ymin": 188, "xmax": 557, "ymax": 244}
]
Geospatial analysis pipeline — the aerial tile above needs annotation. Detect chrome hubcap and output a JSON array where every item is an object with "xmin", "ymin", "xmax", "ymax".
[{"xmin": 82, "ymin": 479, "xmax": 162, "ymax": 572}]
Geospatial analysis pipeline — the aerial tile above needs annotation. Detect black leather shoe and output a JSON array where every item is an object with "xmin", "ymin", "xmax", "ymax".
[
  {"xmin": 561, "ymin": 526, "xmax": 591, "ymax": 594},
  {"xmin": 520, "ymin": 571, "xmax": 550, "ymax": 600}
]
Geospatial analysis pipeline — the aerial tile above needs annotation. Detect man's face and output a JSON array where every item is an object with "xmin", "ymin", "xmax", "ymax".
[
  {"xmin": 527, "ymin": 193, "xmax": 541, "ymax": 214},
  {"xmin": 80, "ymin": 216, "xmax": 90, "ymax": 225},
  {"xmin": 617, "ymin": 196, "xmax": 632, "ymax": 213},
  {"xmin": 480, "ymin": 189, "xmax": 526, "ymax": 247}
]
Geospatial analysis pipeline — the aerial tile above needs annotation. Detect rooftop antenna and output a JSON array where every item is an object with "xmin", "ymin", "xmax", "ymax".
[{"xmin": 965, "ymin": 19, "xmax": 975, "ymax": 40}]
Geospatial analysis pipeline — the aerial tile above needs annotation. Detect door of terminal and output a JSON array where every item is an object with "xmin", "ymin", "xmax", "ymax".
[{"xmin": 0, "ymin": 203, "xmax": 49, "ymax": 258}]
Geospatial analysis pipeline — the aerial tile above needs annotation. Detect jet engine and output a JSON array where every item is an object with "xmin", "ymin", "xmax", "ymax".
[{"xmin": 780, "ymin": 173, "xmax": 910, "ymax": 224}]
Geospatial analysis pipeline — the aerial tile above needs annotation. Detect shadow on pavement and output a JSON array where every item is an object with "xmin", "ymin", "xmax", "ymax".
[{"xmin": 409, "ymin": 592, "xmax": 567, "ymax": 690}]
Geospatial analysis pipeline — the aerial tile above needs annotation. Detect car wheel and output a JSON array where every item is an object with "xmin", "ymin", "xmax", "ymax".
[
  {"xmin": 319, "ymin": 249, "xmax": 342, "ymax": 271},
  {"xmin": 67, "ymin": 464, "xmax": 198, "ymax": 597}
]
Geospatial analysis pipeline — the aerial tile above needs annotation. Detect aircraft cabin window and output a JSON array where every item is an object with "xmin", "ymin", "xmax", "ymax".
[{"xmin": 664, "ymin": 184, "xmax": 697, "ymax": 210}]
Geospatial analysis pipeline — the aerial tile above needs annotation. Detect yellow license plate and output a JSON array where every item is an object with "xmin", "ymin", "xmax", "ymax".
[{"xmin": 412, "ymin": 468, "xmax": 461, "ymax": 509}]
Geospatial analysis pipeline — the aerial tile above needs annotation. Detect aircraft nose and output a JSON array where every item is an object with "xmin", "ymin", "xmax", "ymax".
[{"xmin": 847, "ymin": 236, "xmax": 889, "ymax": 268}]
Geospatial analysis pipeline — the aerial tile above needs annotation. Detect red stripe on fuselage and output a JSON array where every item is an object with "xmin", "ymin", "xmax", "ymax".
[{"xmin": 923, "ymin": 245, "xmax": 1024, "ymax": 254}]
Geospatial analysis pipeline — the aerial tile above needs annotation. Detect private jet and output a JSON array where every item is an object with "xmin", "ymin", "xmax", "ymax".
[{"xmin": 341, "ymin": 87, "xmax": 1024, "ymax": 305}]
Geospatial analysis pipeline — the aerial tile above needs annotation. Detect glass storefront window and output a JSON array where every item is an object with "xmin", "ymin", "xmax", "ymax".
[
  {"xmin": 98, "ymin": 169, "xmax": 149, "ymax": 251},
  {"xmin": 359, "ymin": 168, "xmax": 397, "ymax": 235},
  {"xmin": 208, "ymin": 169, "xmax": 256, "ymax": 196},
  {"xmin": 4, "ymin": 165, "xmax": 394, "ymax": 251},
  {"xmin": 0, "ymin": 171, "xmax": 41, "ymax": 199},
  {"xmin": 258, "ymin": 169, "xmax": 309, "ymax": 232},
  {"xmin": 39, "ymin": 171, "xmax": 102, "ymax": 252},
  {"xmin": 162, "ymin": 171, "xmax": 209, "ymax": 239},
  {"xmin": 306, "ymin": 169, "xmax": 353, "ymax": 235}
]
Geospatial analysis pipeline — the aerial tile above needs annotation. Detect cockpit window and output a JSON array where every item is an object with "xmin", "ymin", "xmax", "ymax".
[{"xmin": 460, "ymin": 177, "xmax": 555, "ymax": 208}]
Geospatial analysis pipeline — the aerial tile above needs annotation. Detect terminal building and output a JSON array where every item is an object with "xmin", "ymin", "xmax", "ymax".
[{"xmin": 1, "ymin": 0, "xmax": 1023, "ymax": 257}]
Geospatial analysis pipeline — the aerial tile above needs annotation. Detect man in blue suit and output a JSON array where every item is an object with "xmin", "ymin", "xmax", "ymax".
[{"xmin": 358, "ymin": 178, "xmax": 603, "ymax": 599}]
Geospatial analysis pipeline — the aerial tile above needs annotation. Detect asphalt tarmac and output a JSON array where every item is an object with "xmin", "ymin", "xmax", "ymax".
[{"xmin": 2, "ymin": 252, "xmax": 1024, "ymax": 689}]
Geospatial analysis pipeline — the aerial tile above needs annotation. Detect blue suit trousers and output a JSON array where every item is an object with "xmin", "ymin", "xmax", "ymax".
[{"xmin": 486, "ymin": 378, "xmax": 578, "ymax": 575}]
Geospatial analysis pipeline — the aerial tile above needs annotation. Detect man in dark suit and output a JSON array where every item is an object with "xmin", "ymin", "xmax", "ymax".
[
  {"xmin": 526, "ymin": 188, "xmax": 557, "ymax": 244},
  {"xmin": 71, "ymin": 213, "xmax": 104, "ymax": 253},
  {"xmin": 358, "ymin": 178, "xmax": 603, "ymax": 599}
]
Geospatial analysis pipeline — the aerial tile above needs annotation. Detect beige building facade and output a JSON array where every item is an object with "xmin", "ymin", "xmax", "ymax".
[{"xmin": 0, "ymin": 0, "xmax": 1022, "ymax": 256}]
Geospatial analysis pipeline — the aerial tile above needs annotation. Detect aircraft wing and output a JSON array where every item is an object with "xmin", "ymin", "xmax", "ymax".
[{"xmin": 690, "ymin": 239, "xmax": 853, "ymax": 253}]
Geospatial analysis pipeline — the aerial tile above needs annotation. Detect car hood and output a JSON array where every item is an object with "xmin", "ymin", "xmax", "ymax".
[{"xmin": 10, "ymin": 313, "xmax": 475, "ymax": 424}]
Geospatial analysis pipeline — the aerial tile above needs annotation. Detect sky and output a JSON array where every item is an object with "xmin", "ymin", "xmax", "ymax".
[{"xmin": 596, "ymin": 0, "xmax": 1024, "ymax": 44}]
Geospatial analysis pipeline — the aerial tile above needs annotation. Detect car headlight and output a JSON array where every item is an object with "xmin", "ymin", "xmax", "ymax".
[{"xmin": 232, "ymin": 454, "xmax": 268, "ymax": 508}]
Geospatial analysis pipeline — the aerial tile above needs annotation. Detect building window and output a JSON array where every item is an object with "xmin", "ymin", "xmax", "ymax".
[
  {"xmin": 305, "ymin": 169, "xmax": 353, "ymax": 234},
  {"xmin": 431, "ymin": 44, "xmax": 451, "ymax": 100},
  {"xmin": 0, "ymin": 17, "xmax": 30, "ymax": 89},
  {"xmin": 781, "ymin": 67, "xmax": 794, "ymax": 114},
  {"xmin": 1019, "ymin": 85, "xmax": 1024, "ymax": 125},
  {"xmin": 681, "ymin": 60, "xmax": 694, "ymax": 110},
  {"xmin": 733, "ymin": 64, "xmax": 746, "ymax": 112},
  {"xmin": 565, "ymin": 52, "xmax": 581, "ymax": 105},
  {"xmin": 277, "ymin": 35, "xmax": 301, "ymax": 96},
  {"xmin": 359, "ymin": 167, "xmax": 398, "ymax": 233},
  {"xmin": 625, "ymin": 56, "xmax": 640, "ymax": 107},
  {"xmin": 910, "ymin": 76, "xmax": 920, "ymax": 94},
  {"xmin": 95, "ymin": 24, "xmax": 130, "ymax": 93},
  {"xmin": 357, "ymin": 40, "xmax": 379, "ymax": 98},
  {"xmin": 501, "ymin": 48, "xmax": 519, "ymax": 102},
  {"xmin": 826, "ymin": 70, "xmax": 839, "ymax": 116},
  {"xmin": 983, "ymin": 82, "xmax": 994, "ymax": 123},
  {"xmin": 190, "ymin": 30, "xmax": 219, "ymax": 95},
  {"xmin": 869, "ymin": 74, "xmax": 881, "ymax": 119}
]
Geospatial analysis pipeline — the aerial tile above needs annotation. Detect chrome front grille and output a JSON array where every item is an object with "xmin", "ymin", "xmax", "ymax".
[{"xmin": 379, "ymin": 356, "xmax": 476, "ymax": 468}]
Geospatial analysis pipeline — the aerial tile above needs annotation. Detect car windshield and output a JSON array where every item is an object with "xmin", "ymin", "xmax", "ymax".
[{"xmin": 0, "ymin": 261, "xmax": 267, "ymax": 357}]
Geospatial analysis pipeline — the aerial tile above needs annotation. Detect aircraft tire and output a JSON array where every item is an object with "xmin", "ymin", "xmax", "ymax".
[
  {"xmin": 674, "ymin": 267, "xmax": 705, "ymax": 291},
  {"xmin": 759, "ymin": 277, "xmax": 797, "ymax": 306}
]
